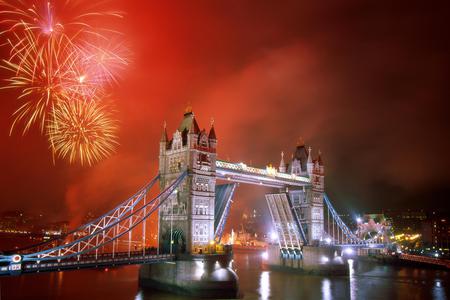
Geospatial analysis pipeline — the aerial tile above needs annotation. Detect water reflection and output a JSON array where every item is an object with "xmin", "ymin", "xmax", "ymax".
[
  {"xmin": 348, "ymin": 259, "xmax": 357, "ymax": 300},
  {"xmin": 57, "ymin": 271, "xmax": 64, "ymax": 298},
  {"xmin": 259, "ymin": 271, "xmax": 270, "ymax": 300},
  {"xmin": 433, "ymin": 279, "xmax": 447, "ymax": 300},
  {"xmin": 135, "ymin": 290, "xmax": 143, "ymax": 300},
  {"xmin": 321, "ymin": 278, "xmax": 332, "ymax": 300}
]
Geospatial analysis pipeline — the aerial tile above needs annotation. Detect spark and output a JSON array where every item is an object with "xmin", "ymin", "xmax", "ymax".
[
  {"xmin": 77, "ymin": 42, "xmax": 130, "ymax": 87},
  {"xmin": 47, "ymin": 99, "xmax": 118, "ymax": 166}
]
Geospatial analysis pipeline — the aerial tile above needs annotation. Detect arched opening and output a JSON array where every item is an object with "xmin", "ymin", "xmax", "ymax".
[{"xmin": 161, "ymin": 228, "xmax": 186, "ymax": 254}]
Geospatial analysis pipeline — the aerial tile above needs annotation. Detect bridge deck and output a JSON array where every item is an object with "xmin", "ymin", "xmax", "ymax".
[{"xmin": 0, "ymin": 252, "xmax": 174, "ymax": 276}]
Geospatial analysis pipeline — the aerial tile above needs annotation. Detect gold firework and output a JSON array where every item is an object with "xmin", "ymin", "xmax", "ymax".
[
  {"xmin": 47, "ymin": 99, "xmax": 118, "ymax": 166},
  {"xmin": 1, "ymin": 30, "xmax": 82, "ymax": 134},
  {"xmin": 0, "ymin": 0, "xmax": 125, "ymax": 134},
  {"xmin": 0, "ymin": 0, "xmax": 127, "ymax": 166}
]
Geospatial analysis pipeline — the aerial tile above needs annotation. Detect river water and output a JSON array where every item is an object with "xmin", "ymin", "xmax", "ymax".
[{"xmin": 0, "ymin": 251, "xmax": 448, "ymax": 300}]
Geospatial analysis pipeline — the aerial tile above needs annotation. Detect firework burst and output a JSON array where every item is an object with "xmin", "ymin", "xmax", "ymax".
[
  {"xmin": 0, "ymin": 0, "xmax": 128, "ymax": 165},
  {"xmin": 1, "ymin": 30, "xmax": 82, "ymax": 134},
  {"xmin": 47, "ymin": 99, "xmax": 118, "ymax": 166}
]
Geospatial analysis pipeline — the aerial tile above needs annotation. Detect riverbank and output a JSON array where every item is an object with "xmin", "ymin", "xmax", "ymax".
[{"xmin": 360, "ymin": 254, "xmax": 450, "ymax": 270}]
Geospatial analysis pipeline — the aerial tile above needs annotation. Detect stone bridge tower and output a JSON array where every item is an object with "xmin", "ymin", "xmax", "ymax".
[
  {"xmin": 158, "ymin": 107, "xmax": 217, "ymax": 254},
  {"xmin": 279, "ymin": 143, "xmax": 325, "ymax": 244}
]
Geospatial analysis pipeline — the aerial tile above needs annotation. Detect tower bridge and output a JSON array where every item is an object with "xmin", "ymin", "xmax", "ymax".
[{"xmin": 0, "ymin": 107, "xmax": 388, "ymax": 295}]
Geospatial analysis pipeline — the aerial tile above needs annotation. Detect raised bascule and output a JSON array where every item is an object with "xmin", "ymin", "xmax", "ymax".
[{"xmin": 0, "ymin": 108, "xmax": 389, "ymax": 297}]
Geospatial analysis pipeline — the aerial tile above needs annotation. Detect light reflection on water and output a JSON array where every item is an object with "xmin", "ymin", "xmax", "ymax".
[
  {"xmin": 321, "ymin": 278, "xmax": 331, "ymax": 300},
  {"xmin": 0, "ymin": 252, "xmax": 448, "ymax": 300},
  {"xmin": 433, "ymin": 280, "xmax": 447, "ymax": 300},
  {"xmin": 348, "ymin": 259, "xmax": 357, "ymax": 300},
  {"xmin": 258, "ymin": 271, "xmax": 270, "ymax": 300}
]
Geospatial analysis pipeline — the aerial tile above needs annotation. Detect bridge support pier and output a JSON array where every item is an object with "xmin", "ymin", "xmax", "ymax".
[
  {"xmin": 139, "ymin": 253, "xmax": 239, "ymax": 298},
  {"xmin": 265, "ymin": 244, "xmax": 348, "ymax": 275}
]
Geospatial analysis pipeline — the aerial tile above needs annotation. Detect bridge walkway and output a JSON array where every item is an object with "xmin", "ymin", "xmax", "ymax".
[{"xmin": 0, "ymin": 251, "xmax": 174, "ymax": 276}]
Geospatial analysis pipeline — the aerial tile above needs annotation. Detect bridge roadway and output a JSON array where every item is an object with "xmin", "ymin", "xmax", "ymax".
[
  {"xmin": 399, "ymin": 253, "xmax": 450, "ymax": 269},
  {"xmin": 216, "ymin": 160, "xmax": 310, "ymax": 188},
  {"xmin": 0, "ymin": 251, "xmax": 174, "ymax": 276}
]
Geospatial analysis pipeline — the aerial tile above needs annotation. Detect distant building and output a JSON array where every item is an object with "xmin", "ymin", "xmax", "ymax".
[
  {"xmin": 383, "ymin": 209, "xmax": 427, "ymax": 234},
  {"xmin": 421, "ymin": 212, "xmax": 449, "ymax": 249}
]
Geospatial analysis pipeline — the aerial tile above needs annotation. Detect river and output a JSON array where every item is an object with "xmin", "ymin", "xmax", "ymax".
[{"xmin": 0, "ymin": 251, "xmax": 448, "ymax": 300}]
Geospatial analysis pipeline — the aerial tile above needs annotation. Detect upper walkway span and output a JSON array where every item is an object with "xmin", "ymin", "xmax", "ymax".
[{"xmin": 215, "ymin": 160, "xmax": 310, "ymax": 188}]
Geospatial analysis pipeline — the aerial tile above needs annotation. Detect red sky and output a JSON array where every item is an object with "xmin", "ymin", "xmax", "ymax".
[{"xmin": 0, "ymin": 1, "xmax": 449, "ymax": 228}]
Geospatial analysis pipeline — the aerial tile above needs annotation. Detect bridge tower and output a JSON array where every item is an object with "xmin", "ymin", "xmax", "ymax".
[
  {"xmin": 158, "ymin": 107, "xmax": 217, "ymax": 254},
  {"xmin": 280, "ymin": 143, "xmax": 324, "ymax": 244}
]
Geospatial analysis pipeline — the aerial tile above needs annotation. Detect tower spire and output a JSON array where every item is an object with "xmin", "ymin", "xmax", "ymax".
[
  {"xmin": 318, "ymin": 150, "xmax": 324, "ymax": 166},
  {"xmin": 161, "ymin": 121, "xmax": 168, "ymax": 142},
  {"xmin": 307, "ymin": 146, "xmax": 312, "ymax": 163},
  {"xmin": 209, "ymin": 117, "xmax": 216, "ymax": 140},
  {"xmin": 189, "ymin": 114, "xmax": 200, "ymax": 134},
  {"xmin": 279, "ymin": 151, "xmax": 286, "ymax": 173}
]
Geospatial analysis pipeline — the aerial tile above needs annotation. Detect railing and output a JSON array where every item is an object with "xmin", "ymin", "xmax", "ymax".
[{"xmin": 0, "ymin": 253, "xmax": 174, "ymax": 276}]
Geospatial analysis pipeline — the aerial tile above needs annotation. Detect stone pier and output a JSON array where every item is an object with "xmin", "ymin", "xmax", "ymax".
[
  {"xmin": 265, "ymin": 244, "xmax": 349, "ymax": 275},
  {"xmin": 139, "ymin": 253, "xmax": 239, "ymax": 298}
]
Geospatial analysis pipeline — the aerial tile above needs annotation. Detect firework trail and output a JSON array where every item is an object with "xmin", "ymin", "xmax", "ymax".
[
  {"xmin": 0, "ymin": 0, "xmax": 128, "ymax": 165},
  {"xmin": 47, "ymin": 99, "xmax": 118, "ymax": 166}
]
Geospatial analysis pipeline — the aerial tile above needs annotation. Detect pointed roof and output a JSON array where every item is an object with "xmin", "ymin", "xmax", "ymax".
[
  {"xmin": 190, "ymin": 116, "xmax": 200, "ymax": 134},
  {"xmin": 279, "ymin": 151, "xmax": 286, "ymax": 169},
  {"xmin": 160, "ymin": 121, "xmax": 168, "ymax": 142},
  {"xmin": 209, "ymin": 118, "xmax": 216, "ymax": 140},
  {"xmin": 293, "ymin": 144, "xmax": 308, "ymax": 171},
  {"xmin": 307, "ymin": 146, "xmax": 312, "ymax": 164},
  {"xmin": 317, "ymin": 151, "xmax": 324, "ymax": 166},
  {"xmin": 209, "ymin": 125, "xmax": 216, "ymax": 140}
]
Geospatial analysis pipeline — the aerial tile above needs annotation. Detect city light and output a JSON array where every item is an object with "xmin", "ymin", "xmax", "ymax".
[
  {"xmin": 356, "ymin": 217, "xmax": 362, "ymax": 223},
  {"xmin": 344, "ymin": 248, "xmax": 354, "ymax": 255},
  {"xmin": 11, "ymin": 255, "xmax": 21, "ymax": 263},
  {"xmin": 270, "ymin": 231, "xmax": 278, "ymax": 242},
  {"xmin": 325, "ymin": 238, "xmax": 332, "ymax": 244},
  {"xmin": 261, "ymin": 251, "xmax": 269, "ymax": 260}
]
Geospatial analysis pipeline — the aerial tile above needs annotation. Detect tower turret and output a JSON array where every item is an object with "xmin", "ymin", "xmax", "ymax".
[
  {"xmin": 279, "ymin": 151, "xmax": 286, "ymax": 173},
  {"xmin": 285, "ymin": 140, "xmax": 325, "ymax": 244},
  {"xmin": 158, "ymin": 108, "xmax": 217, "ymax": 254},
  {"xmin": 311, "ymin": 151, "xmax": 324, "ymax": 191},
  {"xmin": 208, "ymin": 118, "xmax": 217, "ymax": 151},
  {"xmin": 159, "ymin": 122, "xmax": 168, "ymax": 174},
  {"xmin": 188, "ymin": 114, "xmax": 200, "ymax": 148},
  {"xmin": 307, "ymin": 146, "xmax": 313, "ymax": 175}
]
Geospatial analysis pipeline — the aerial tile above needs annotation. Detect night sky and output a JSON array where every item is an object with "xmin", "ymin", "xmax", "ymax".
[{"xmin": 0, "ymin": 1, "xmax": 449, "ymax": 227}]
